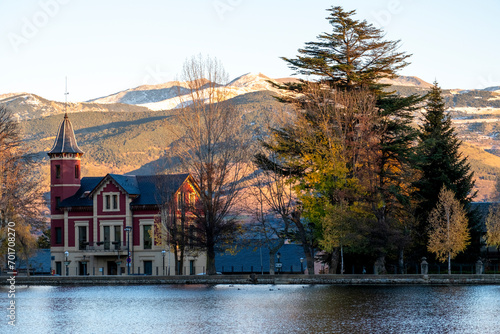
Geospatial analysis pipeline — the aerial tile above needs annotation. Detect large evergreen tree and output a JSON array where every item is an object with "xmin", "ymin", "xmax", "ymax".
[
  {"xmin": 256, "ymin": 6, "xmax": 422, "ymax": 273},
  {"xmin": 414, "ymin": 82, "xmax": 476, "ymax": 255},
  {"xmin": 282, "ymin": 6, "xmax": 410, "ymax": 92}
]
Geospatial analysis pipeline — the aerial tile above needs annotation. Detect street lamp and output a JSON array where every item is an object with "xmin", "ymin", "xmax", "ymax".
[
  {"xmin": 300, "ymin": 257, "xmax": 304, "ymax": 273},
  {"xmin": 124, "ymin": 226, "xmax": 132, "ymax": 275},
  {"xmin": 276, "ymin": 252, "xmax": 282, "ymax": 275},
  {"xmin": 162, "ymin": 249, "xmax": 166, "ymax": 276},
  {"xmin": 64, "ymin": 251, "xmax": 71, "ymax": 276}
]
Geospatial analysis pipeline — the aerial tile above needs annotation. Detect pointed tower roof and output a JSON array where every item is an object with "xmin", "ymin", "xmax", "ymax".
[{"xmin": 48, "ymin": 113, "xmax": 84, "ymax": 155}]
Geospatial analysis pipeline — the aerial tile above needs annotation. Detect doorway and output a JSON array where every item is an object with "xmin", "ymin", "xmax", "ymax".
[
  {"xmin": 79, "ymin": 261, "xmax": 87, "ymax": 275},
  {"xmin": 144, "ymin": 261, "xmax": 152, "ymax": 275},
  {"xmin": 107, "ymin": 261, "xmax": 118, "ymax": 275}
]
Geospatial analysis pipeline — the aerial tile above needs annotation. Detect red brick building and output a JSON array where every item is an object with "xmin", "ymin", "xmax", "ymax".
[{"xmin": 49, "ymin": 114, "xmax": 204, "ymax": 275}]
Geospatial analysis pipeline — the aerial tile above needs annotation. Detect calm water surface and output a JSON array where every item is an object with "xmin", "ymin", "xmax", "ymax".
[{"xmin": 1, "ymin": 284, "xmax": 499, "ymax": 333}]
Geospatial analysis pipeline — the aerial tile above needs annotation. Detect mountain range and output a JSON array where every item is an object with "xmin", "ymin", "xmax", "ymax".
[
  {"xmin": 4, "ymin": 73, "xmax": 500, "ymax": 201},
  {"xmin": 4, "ymin": 74, "xmax": 500, "ymax": 121}
]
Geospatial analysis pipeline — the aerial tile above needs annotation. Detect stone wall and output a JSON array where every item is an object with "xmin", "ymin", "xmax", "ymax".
[{"xmin": 2, "ymin": 274, "xmax": 500, "ymax": 286}]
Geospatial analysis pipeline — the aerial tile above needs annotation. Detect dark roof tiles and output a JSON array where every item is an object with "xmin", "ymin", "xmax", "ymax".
[
  {"xmin": 59, "ymin": 177, "xmax": 102, "ymax": 207},
  {"xmin": 133, "ymin": 174, "xmax": 190, "ymax": 206},
  {"xmin": 48, "ymin": 113, "xmax": 84, "ymax": 155},
  {"xmin": 60, "ymin": 173, "xmax": 191, "ymax": 208}
]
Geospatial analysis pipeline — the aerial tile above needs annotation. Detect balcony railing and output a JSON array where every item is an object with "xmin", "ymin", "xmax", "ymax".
[{"xmin": 79, "ymin": 241, "xmax": 124, "ymax": 252}]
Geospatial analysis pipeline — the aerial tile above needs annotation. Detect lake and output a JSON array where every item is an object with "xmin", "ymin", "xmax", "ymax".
[{"xmin": 1, "ymin": 284, "xmax": 499, "ymax": 333}]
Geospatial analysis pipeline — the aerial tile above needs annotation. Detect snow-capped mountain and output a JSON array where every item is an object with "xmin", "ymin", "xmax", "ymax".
[
  {"xmin": 483, "ymin": 86, "xmax": 500, "ymax": 94},
  {"xmin": 378, "ymin": 76, "xmax": 433, "ymax": 88},
  {"xmin": 86, "ymin": 80, "xmax": 209, "ymax": 105},
  {"xmin": 3, "ymin": 73, "xmax": 500, "ymax": 119},
  {"xmin": 89, "ymin": 73, "xmax": 437, "ymax": 111},
  {"xmin": 124, "ymin": 73, "xmax": 278, "ymax": 110},
  {"xmin": 0, "ymin": 92, "xmax": 149, "ymax": 120}
]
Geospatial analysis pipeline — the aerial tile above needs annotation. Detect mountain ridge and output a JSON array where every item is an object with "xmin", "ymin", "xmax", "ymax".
[{"xmin": 3, "ymin": 73, "xmax": 500, "ymax": 120}]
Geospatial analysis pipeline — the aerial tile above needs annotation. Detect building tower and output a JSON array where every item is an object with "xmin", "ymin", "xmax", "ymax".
[{"xmin": 48, "ymin": 113, "xmax": 83, "ymax": 248}]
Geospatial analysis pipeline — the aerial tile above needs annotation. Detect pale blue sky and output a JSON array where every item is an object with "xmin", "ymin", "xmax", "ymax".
[{"xmin": 1, "ymin": 0, "xmax": 498, "ymax": 102}]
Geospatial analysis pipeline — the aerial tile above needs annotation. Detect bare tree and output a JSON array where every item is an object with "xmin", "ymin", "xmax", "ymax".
[
  {"xmin": 0, "ymin": 106, "xmax": 45, "ymax": 270},
  {"xmin": 165, "ymin": 55, "xmax": 251, "ymax": 274},
  {"xmin": 248, "ymin": 157, "xmax": 296, "ymax": 274},
  {"xmin": 428, "ymin": 186, "xmax": 470, "ymax": 274},
  {"xmin": 153, "ymin": 176, "xmax": 186, "ymax": 275}
]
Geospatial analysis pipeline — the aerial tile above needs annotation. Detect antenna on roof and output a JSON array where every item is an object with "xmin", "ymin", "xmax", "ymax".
[{"xmin": 64, "ymin": 76, "xmax": 69, "ymax": 118}]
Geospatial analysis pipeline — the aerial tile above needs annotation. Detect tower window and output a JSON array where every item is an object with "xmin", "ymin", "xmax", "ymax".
[
  {"xmin": 56, "ymin": 196, "xmax": 61, "ymax": 210},
  {"xmin": 75, "ymin": 165, "xmax": 80, "ymax": 178},
  {"xmin": 56, "ymin": 165, "xmax": 61, "ymax": 179}
]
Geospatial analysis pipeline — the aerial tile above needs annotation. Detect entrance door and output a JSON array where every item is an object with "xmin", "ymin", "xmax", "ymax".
[
  {"xmin": 79, "ymin": 262, "xmax": 87, "ymax": 275},
  {"xmin": 190, "ymin": 260, "xmax": 195, "ymax": 275},
  {"xmin": 144, "ymin": 261, "xmax": 152, "ymax": 275},
  {"xmin": 55, "ymin": 262, "xmax": 62, "ymax": 275},
  {"xmin": 107, "ymin": 261, "xmax": 118, "ymax": 275}
]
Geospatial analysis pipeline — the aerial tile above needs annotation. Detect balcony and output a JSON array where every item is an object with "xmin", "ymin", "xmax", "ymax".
[{"xmin": 79, "ymin": 241, "xmax": 125, "ymax": 253}]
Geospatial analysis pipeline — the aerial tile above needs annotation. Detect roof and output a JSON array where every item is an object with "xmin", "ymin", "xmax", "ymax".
[
  {"xmin": 16, "ymin": 249, "xmax": 51, "ymax": 273},
  {"xmin": 60, "ymin": 173, "xmax": 192, "ymax": 208},
  {"xmin": 132, "ymin": 174, "xmax": 190, "ymax": 206},
  {"xmin": 48, "ymin": 113, "xmax": 84, "ymax": 155},
  {"xmin": 215, "ymin": 243, "xmax": 307, "ymax": 273},
  {"xmin": 109, "ymin": 174, "xmax": 140, "ymax": 195},
  {"xmin": 59, "ymin": 177, "xmax": 102, "ymax": 207}
]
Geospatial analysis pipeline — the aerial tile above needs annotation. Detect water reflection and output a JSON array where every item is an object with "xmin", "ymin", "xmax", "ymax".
[{"xmin": 1, "ymin": 285, "xmax": 499, "ymax": 333}]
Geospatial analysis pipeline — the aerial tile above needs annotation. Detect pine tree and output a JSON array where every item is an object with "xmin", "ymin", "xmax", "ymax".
[
  {"xmin": 257, "ymin": 6, "xmax": 422, "ymax": 273},
  {"xmin": 414, "ymin": 82, "xmax": 476, "ymax": 255},
  {"xmin": 282, "ymin": 6, "xmax": 410, "ymax": 92}
]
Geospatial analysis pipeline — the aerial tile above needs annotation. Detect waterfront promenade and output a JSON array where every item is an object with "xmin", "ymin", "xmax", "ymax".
[{"xmin": 3, "ymin": 274, "xmax": 500, "ymax": 286}]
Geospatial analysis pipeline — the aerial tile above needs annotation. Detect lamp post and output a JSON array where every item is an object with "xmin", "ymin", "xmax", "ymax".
[
  {"xmin": 300, "ymin": 257, "xmax": 304, "ymax": 273},
  {"xmin": 64, "ymin": 251, "xmax": 71, "ymax": 276},
  {"xmin": 124, "ymin": 226, "xmax": 132, "ymax": 275},
  {"xmin": 81, "ymin": 255, "xmax": 88, "ymax": 275},
  {"xmin": 162, "ymin": 249, "xmax": 166, "ymax": 276},
  {"xmin": 276, "ymin": 252, "xmax": 282, "ymax": 275}
]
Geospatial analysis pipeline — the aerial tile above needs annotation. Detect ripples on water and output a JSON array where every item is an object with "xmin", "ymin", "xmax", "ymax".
[{"xmin": 1, "ymin": 284, "xmax": 499, "ymax": 333}]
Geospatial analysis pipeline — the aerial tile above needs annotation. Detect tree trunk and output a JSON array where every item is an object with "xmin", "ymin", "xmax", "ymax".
[
  {"xmin": 174, "ymin": 252, "xmax": 180, "ymax": 275},
  {"xmin": 448, "ymin": 252, "xmax": 451, "ymax": 275},
  {"xmin": 328, "ymin": 248, "xmax": 339, "ymax": 274},
  {"xmin": 398, "ymin": 248, "xmax": 404, "ymax": 274},
  {"xmin": 268, "ymin": 239, "xmax": 284, "ymax": 275},
  {"xmin": 174, "ymin": 256, "xmax": 180, "ymax": 275},
  {"xmin": 304, "ymin": 246, "xmax": 314, "ymax": 274},
  {"xmin": 293, "ymin": 217, "xmax": 315, "ymax": 274},
  {"xmin": 206, "ymin": 245, "xmax": 216, "ymax": 275},
  {"xmin": 374, "ymin": 255, "xmax": 387, "ymax": 275},
  {"xmin": 269, "ymin": 251, "xmax": 276, "ymax": 275},
  {"xmin": 26, "ymin": 257, "xmax": 30, "ymax": 277},
  {"xmin": 340, "ymin": 245, "xmax": 344, "ymax": 275}
]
